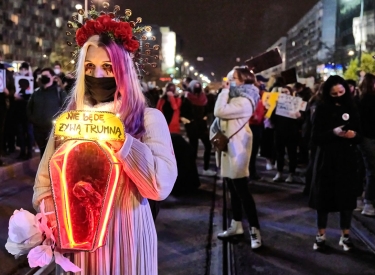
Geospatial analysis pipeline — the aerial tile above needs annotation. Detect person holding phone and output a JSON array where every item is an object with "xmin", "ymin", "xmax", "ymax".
[{"xmin": 309, "ymin": 75, "xmax": 361, "ymax": 251}]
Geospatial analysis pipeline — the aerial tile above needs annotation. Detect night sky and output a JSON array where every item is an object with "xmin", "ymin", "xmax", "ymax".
[{"xmin": 112, "ymin": 0, "xmax": 319, "ymax": 79}]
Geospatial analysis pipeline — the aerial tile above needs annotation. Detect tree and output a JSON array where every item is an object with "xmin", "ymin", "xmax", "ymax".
[
  {"xmin": 360, "ymin": 52, "xmax": 375, "ymax": 74},
  {"xmin": 344, "ymin": 52, "xmax": 375, "ymax": 81},
  {"xmin": 344, "ymin": 58, "xmax": 359, "ymax": 81}
]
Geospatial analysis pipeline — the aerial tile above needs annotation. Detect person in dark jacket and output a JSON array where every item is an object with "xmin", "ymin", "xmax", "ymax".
[
  {"xmin": 27, "ymin": 68, "xmax": 67, "ymax": 158},
  {"xmin": 358, "ymin": 73, "xmax": 375, "ymax": 216},
  {"xmin": 180, "ymin": 80, "xmax": 216, "ymax": 176},
  {"xmin": 309, "ymin": 75, "xmax": 361, "ymax": 251},
  {"xmin": 271, "ymin": 86, "xmax": 301, "ymax": 183},
  {"xmin": 14, "ymin": 78, "xmax": 33, "ymax": 159}
]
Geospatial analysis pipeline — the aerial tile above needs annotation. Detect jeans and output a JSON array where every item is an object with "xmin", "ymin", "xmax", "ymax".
[
  {"xmin": 185, "ymin": 122, "xmax": 212, "ymax": 170},
  {"xmin": 34, "ymin": 127, "xmax": 51, "ymax": 159},
  {"xmin": 17, "ymin": 122, "xmax": 34, "ymax": 155},
  {"xmin": 317, "ymin": 210, "xmax": 352, "ymax": 230},
  {"xmin": 275, "ymin": 133, "xmax": 298, "ymax": 173},
  {"xmin": 227, "ymin": 177, "xmax": 260, "ymax": 228},
  {"xmin": 359, "ymin": 137, "xmax": 375, "ymax": 202},
  {"xmin": 249, "ymin": 124, "xmax": 263, "ymax": 176}
]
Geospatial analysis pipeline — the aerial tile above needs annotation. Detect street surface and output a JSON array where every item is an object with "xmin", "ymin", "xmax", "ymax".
[{"xmin": 0, "ymin": 155, "xmax": 374, "ymax": 275}]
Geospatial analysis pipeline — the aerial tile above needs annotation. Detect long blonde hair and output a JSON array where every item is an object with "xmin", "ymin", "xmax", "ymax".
[{"xmin": 65, "ymin": 35, "xmax": 146, "ymax": 138}]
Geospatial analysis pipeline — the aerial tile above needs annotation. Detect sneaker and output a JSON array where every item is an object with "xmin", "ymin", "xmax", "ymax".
[
  {"xmin": 217, "ymin": 220, "xmax": 244, "ymax": 239},
  {"xmin": 313, "ymin": 234, "xmax": 326, "ymax": 250},
  {"xmin": 202, "ymin": 169, "xmax": 216, "ymax": 176},
  {"xmin": 285, "ymin": 174, "xmax": 295, "ymax": 183},
  {"xmin": 250, "ymin": 227, "xmax": 262, "ymax": 249},
  {"xmin": 266, "ymin": 163, "xmax": 274, "ymax": 171},
  {"xmin": 273, "ymin": 172, "xmax": 282, "ymax": 182},
  {"xmin": 361, "ymin": 203, "xmax": 375, "ymax": 216},
  {"xmin": 354, "ymin": 198, "xmax": 364, "ymax": 211},
  {"xmin": 339, "ymin": 235, "xmax": 354, "ymax": 251}
]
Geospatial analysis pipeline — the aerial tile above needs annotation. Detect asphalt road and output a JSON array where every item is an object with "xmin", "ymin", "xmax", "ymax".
[
  {"xmin": 228, "ymin": 162, "xmax": 375, "ymax": 275},
  {"xmin": 1, "ymin": 157, "xmax": 374, "ymax": 275}
]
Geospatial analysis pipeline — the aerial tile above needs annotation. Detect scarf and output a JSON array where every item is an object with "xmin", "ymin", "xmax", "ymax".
[{"xmin": 187, "ymin": 92, "xmax": 208, "ymax": 106}]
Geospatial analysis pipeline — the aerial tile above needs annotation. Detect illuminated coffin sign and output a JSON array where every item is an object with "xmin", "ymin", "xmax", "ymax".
[{"xmin": 49, "ymin": 111, "xmax": 125, "ymax": 252}]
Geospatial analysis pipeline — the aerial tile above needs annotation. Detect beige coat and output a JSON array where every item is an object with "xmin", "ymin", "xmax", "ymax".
[{"xmin": 210, "ymin": 89, "xmax": 254, "ymax": 179}]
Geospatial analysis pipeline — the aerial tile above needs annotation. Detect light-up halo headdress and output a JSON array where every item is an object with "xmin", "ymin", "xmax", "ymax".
[{"xmin": 66, "ymin": 2, "xmax": 160, "ymax": 78}]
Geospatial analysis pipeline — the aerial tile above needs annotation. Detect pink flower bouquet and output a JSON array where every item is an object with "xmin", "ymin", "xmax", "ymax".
[{"xmin": 5, "ymin": 200, "xmax": 81, "ymax": 272}]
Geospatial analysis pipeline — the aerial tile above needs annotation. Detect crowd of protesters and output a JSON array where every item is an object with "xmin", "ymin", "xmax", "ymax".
[
  {"xmin": 0, "ymin": 54, "xmax": 71, "ymax": 165},
  {"xmin": 142, "ymin": 66, "xmax": 375, "ymax": 251},
  {"xmin": 1, "ymin": 52, "xmax": 375, "ymax": 252}
]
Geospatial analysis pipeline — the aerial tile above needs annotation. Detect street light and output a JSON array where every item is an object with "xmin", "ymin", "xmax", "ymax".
[
  {"xmin": 189, "ymin": 66, "xmax": 194, "ymax": 71},
  {"xmin": 184, "ymin": 62, "xmax": 189, "ymax": 67},
  {"xmin": 75, "ymin": 4, "xmax": 83, "ymax": 10},
  {"xmin": 176, "ymin": 55, "xmax": 182, "ymax": 62},
  {"xmin": 348, "ymin": 50, "xmax": 355, "ymax": 56}
]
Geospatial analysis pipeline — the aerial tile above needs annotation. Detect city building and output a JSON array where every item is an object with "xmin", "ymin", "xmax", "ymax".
[
  {"xmin": 285, "ymin": 0, "xmax": 337, "ymax": 78},
  {"xmin": 260, "ymin": 37, "xmax": 287, "ymax": 79},
  {"xmin": 336, "ymin": 0, "xmax": 375, "ymax": 66},
  {"xmin": 0, "ymin": 0, "xmax": 80, "ymax": 68}
]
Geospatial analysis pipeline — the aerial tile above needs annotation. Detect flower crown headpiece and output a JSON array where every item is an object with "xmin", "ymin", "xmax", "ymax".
[{"xmin": 66, "ymin": 2, "xmax": 160, "ymax": 78}]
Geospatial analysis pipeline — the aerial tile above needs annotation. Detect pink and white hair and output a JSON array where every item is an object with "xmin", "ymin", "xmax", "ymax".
[{"xmin": 65, "ymin": 35, "xmax": 146, "ymax": 138}]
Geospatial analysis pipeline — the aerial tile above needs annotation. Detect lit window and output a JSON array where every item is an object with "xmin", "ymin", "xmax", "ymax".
[
  {"xmin": 56, "ymin": 17, "xmax": 62, "ymax": 28},
  {"xmin": 2, "ymin": 44, "xmax": 10, "ymax": 54},
  {"xmin": 11, "ymin": 14, "xmax": 19, "ymax": 25}
]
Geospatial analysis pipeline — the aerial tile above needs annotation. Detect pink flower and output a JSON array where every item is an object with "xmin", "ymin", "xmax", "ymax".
[
  {"xmin": 8, "ymin": 209, "xmax": 42, "ymax": 243},
  {"xmin": 27, "ymin": 245, "xmax": 53, "ymax": 268},
  {"xmin": 5, "ymin": 233, "xmax": 44, "ymax": 259}
]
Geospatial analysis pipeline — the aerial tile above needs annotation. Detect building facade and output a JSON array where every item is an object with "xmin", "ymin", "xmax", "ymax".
[
  {"xmin": 285, "ymin": 0, "xmax": 337, "ymax": 78},
  {"xmin": 336, "ymin": 0, "xmax": 375, "ymax": 65},
  {"xmin": 0, "ymin": 0, "xmax": 80, "ymax": 68}
]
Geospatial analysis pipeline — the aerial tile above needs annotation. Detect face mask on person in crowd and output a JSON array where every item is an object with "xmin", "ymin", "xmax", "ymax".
[
  {"xmin": 230, "ymin": 81, "xmax": 237, "ymax": 88},
  {"xmin": 54, "ymin": 68, "xmax": 61, "ymax": 75},
  {"xmin": 40, "ymin": 75, "xmax": 51, "ymax": 85},
  {"xmin": 20, "ymin": 70, "xmax": 28, "ymax": 76},
  {"xmin": 85, "ymin": 75, "xmax": 117, "ymax": 103},
  {"xmin": 331, "ymin": 95, "xmax": 345, "ymax": 105}
]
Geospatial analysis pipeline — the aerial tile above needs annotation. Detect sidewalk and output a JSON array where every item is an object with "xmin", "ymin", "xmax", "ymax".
[{"xmin": 0, "ymin": 150, "xmax": 40, "ymax": 182}]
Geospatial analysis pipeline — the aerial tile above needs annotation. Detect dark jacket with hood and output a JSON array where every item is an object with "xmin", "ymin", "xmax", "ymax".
[
  {"xmin": 309, "ymin": 97, "xmax": 361, "ymax": 212},
  {"xmin": 27, "ymin": 84, "xmax": 67, "ymax": 129}
]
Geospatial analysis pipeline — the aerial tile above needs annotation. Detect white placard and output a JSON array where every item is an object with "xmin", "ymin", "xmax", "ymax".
[
  {"xmin": 0, "ymin": 69, "xmax": 6, "ymax": 93},
  {"xmin": 276, "ymin": 93, "xmax": 307, "ymax": 119},
  {"xmin": 14, "ymin": 76, "xmax": 34, "ymax": 95}
]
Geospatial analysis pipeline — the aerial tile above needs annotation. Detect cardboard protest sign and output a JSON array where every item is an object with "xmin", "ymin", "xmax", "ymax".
[
  {"xmin": 275, "ymin": 93, "xmax": 307, "ymax": 119},
  {"xmin": 0, "ymin": 69, "xmax": 5, "ymax": 93},
  {"xmin": 245, "ymin": 48, "xmax": 283, "ymax": 74},
  {"xmin": 15, "ymin": 76, "xmax": 34, "ymax": 95}
]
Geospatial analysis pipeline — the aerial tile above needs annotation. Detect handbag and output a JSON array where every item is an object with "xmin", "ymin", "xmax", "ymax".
[{"xmin": 210, "ymin": 121, "xmax": 248, "ymax": 152}]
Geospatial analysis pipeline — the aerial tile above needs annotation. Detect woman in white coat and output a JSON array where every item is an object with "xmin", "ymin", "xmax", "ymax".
[{"xmin": 210, "ymin": 67, "xmax": 262, "ymax": 249}]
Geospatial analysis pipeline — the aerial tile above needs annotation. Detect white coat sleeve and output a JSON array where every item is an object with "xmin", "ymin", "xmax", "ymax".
[
  {"xmin": 214, "ymin": 89, "xmax": 254, "ymax": 119},
  {"xmin": 115, "ymin": 109, "xmax": 177, "ymax": 201},
  {"xmin": 32, "ymin": 135, "xmax": 55, "ymax": 213}
]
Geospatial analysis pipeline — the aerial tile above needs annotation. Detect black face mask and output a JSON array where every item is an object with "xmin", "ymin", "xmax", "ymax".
[
  {"xmin": 40, "ymin": 75, "xmax": 50, "ymax": 85},
  {"xmin": 85, "ymin": 75, "xmax": 117, "ymax": 103},
  {"xmin": 332, "ymin": 95, "xmax": 345, "ymax": 105}
]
